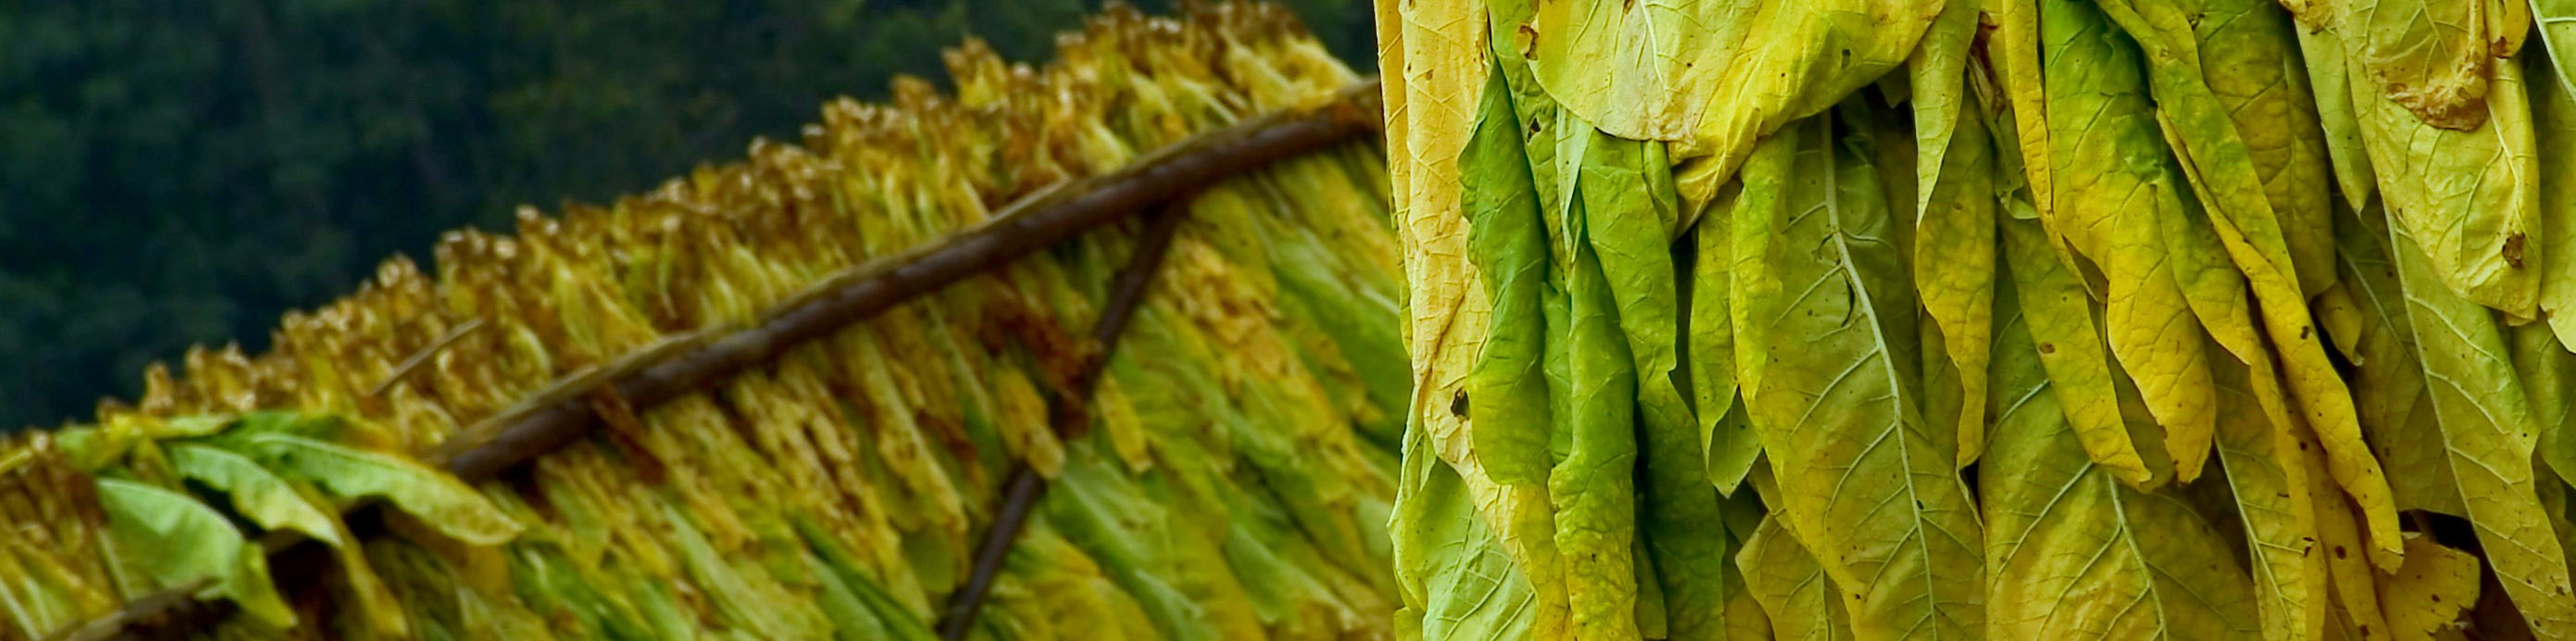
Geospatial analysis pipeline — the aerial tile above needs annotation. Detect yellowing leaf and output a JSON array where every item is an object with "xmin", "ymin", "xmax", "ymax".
[
  {"xmin": 2375, "ymin": 534, "xmax": 2481, "ymax": 641},
  {"xmin": 1740, "ymin": 513, "xmax": 1853, "ymax": 641},
  {"xmin": 2188, "ymin": 0, "xmax": 2341, "ymax": 295},
  {"xmin": 1908, "ymin": 0, "xmax": 1979, "ymax": 218},
  {"xmin": 2344, "ymin": 29, "xmax": 2544, "ymax": 318},
  {"xmin": 1916, "ymin": 85, "xmax": 1999, "ymax": 468},
  {"xmin": 1733, "ymin": 111, "xmax": 1984, "ymax": 639},
  {"xmin": 1524, "ymin": 0, "xmax": 1761, "ymax": 143},
  {"xmin": 2328, "ymin": 203, "xmax": 2470, "ymax": 517},
  {"xmin": 1442, "ymin": 55, "xmax": 1576, "ymax": 641},
  {"xmin": 2212, "ymin": 353, "xmax": 2333, "ymax": 641},
  {"xmin": 2037, "ymin": 0, "xmax": 2228, "ymax": 482},
  {"xmin": 2157, "ymin": 88, "xmax": 2405, "ymax": 571},
  {"xmin": 2298, "ymin": 426, "xmax": 2396, "ymax": 641},
  {"xmin": 1694, "ymin": 182, "xmax": 1763, "ymax": 493},
  {"xmin": 165, "ymin": 443, "xmax": 346, "ymax": 548},
  {"xmin": 2530, "ymin": 49, "xmax": 2576, "ymax": 352},
  {"xmin": 2343, "ymin": 0, "xmax": 2506, "ymax": 130},
  {"xmin": 2092, "ymin": 0, "xmax": 2399, "ymax": 554},
  {"xmin": 1671, "ymin": 0, "xmax": 1943, "ymax": 199},
  {"xmin": 2367, "ymin": 200, "xmax": 2576, "ymax": 636},
  {"xmin": 1983, "ymin": 275, "xmax": 2263, "ymax": 641},
  {"xmin": 2000, "ymin": 216, "xmax": 2155, "ymax": 486},
  {"xmin": 2293, "ymin": 12, "xmax": 2382, "ymax": 215},
  {"xmin": 95, "ymin": 477, "xmax": 297, "ymax": 629}
]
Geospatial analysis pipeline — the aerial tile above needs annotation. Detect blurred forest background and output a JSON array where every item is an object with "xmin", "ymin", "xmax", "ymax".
[{"xmin": 0, "ymin": 0, "xmax": 1374, "ymax": 431}]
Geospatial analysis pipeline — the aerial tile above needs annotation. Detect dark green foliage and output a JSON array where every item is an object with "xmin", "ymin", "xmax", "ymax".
[{"xmin": 0, "ymin": 0, "xmax": 1376, "ymax": 431}]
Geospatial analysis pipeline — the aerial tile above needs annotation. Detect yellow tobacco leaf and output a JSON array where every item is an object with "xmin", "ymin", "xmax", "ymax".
[
  {"xmin": 2376, "ymin": 534, "xmax": 2481, "ymax": 641},
  {"xmin": 2343, "ymin": 31, "xmax": 2543, "ymax": 318},
  {"xmin": 2213, "ymin": 352, "xmax": 2332, "ymax": 641},
  {"xmin": 2343, "ymin": 0, "xmax": 2506, "ymax": 130},
  {"xmin": 1979, "ymin": 0, "xmax": 2075, "ymax": 269},
  {"xmin": 2000, "ymin": 216, "xmax": 2155, "ymax": 486},
  {"xmin": 1524, "ymin": 0, "xmax": 1762, "ymax": 143},
  {"xmin": 2299, "ymin": 426, "xmax": 2396, "ymax": 641},
  {"xmin": 1694, "ymin": 182, "xmax": 1763, "ymax": 492},
  {"xmin": 2328, "ymin": 201, "xmax": 2469, "ymax": 517},
  {"xmin": 2159, "ymin": 105, "xmax": 2404, "ymax": 569},
  {"xmin": 2290, "ymin": 7, "xmax": 2381, "ymax": 215},
  {"xmin": 1740, "ymin": 513, "xmax": 1854, "ymax": 641},
  {"xmin": 2035, "ymin": 0, "xmax": 2227, "ymax": 483},
  {"xmin": 1916, "ymin": 86, "xmax": 1999, "ymax": 468},
  {"xmin": 2370, "ymin": 202, "xmax": 2576, "ymax": 637},
  {"xmin": 1984, "ymin": 281, "xmax": 2263, "ymax": 641},
  {"xmin": 2164, "ymin": 0, "xmax": 2341, "ymax": 295},
  {"xmin": 1907, "ymin": 0, "xmax": 1977, "ymax": 218}
]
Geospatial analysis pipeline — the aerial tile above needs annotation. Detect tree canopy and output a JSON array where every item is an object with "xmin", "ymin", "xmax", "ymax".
[{"xmin": 0, "ymin": 0, "xmax": 1374, "ymax": 431}]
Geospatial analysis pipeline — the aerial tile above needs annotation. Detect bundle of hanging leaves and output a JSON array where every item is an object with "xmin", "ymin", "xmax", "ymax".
[
  {"xmin": 1383, "ymin": 0, "xmax": 2576, "ymax": 637},
  {"xmin": 0, "ymin": 4, "xmax": 1407, "ymax": 640}
]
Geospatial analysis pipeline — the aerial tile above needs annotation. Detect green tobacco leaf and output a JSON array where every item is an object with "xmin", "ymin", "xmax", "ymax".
[
  {"xmin": 2368, "ymin": 201, "xmax": 2576, "ymax": 636},
  {"xmin": 2345, "ymin": 26, "xmax": 2544, "ymax": 318},
  {"xmin": 1983, "ymin": 275, "xmax": 2264, "ymax": 641},
  {"xmin": 1462, "ymin": 58, "xmax": 1556, "ymax": 486},
  {"xmin": 1550, "ymin": 112, "xmax": 1646, "ymax": 641},
  {"xmin": 1733, "ymin": 111, "xmax": 1983, "ymax": 638},
  {"xmin": 2328, "ymin": 200, "xmax": 2469, "ymax": 516},
  {"xmin": 224, "ymin": 433, "xmax": 519, "ymax": 546},
  {"xmin": 2541, "ymin": 0, "xmax": 2576, "ymax": 98},
  {"xmin": 1571, "ymin": 120, "xmax": 1744, "ymax": 640},
  {"xmin": 95, "ymin": 477, "xmax": 297, "ymax": 628},
  {"xmin": 2518, "ymin": 322, "xmax": 2576, "ymax": 491},
  {"xmin": 2532, "ymin": 49, "xmax": 2576, "ymax": 350},
  {"xmin": 1908, "ymin": 0, "xmax": 1978, "ymax": 218},
  {"xmin": 166, "ymin": 444, "xmax": 346, "ymax": 547},
  {"xmin": 2291, "ymin": 13, "xmax": 2380, "ymax": 214},
  {"xmin": 1693, "ymin": 182, "xmax": 1762, "ymax": 492},
  {"xmin": 1738, "ymin": 513, "xmax": 1852, "ymax": 641},
  {"xmin": 1391, "ymin": 430, "xmax": 1540, "ymax": 641},
  {"xmin": 1484, "ymin": 0, "xmax": 1570, "ymax": 225},
  {"xmin": 1999, "ymin": 217, "xmax": 2154, "ymax": 485},
  {"xmin": 1916, "ymin": 86, "xmax": 1999, "ymax": 468}
]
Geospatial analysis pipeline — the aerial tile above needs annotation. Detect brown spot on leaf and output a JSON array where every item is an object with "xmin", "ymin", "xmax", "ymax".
[
  {"xmin": 1451, "ymin": 391, "xmax": 1470, "ymax": 417},
  {"xmin": 2334, "ymin": 545, "xmax": 2347, "ymax": 559},
  {"xmin": 2037, "ymin": 342, "xmax": 2056, "ymax": 355},
  {"xmin": 2506, "ymin": 233, "xmax": 2528, "ymax": 269}
]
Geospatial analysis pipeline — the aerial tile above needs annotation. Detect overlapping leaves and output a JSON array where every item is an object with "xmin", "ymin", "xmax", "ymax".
[{"xmin": 1389, "ymin": 0, "xmax": 2576, "ymax": 637}]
